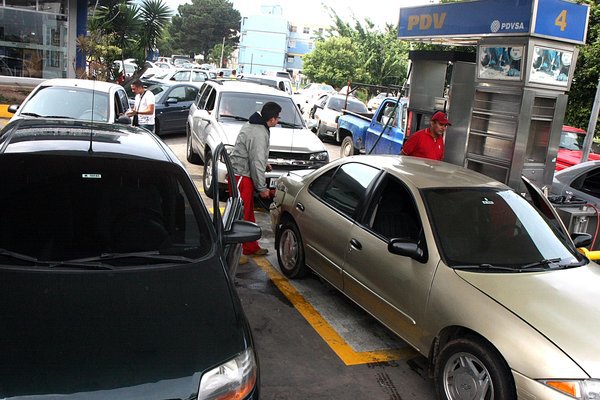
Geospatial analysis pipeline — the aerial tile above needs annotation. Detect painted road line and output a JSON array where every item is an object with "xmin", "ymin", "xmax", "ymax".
[{"xmin": 253, "ymin": 257, "xmax": 418, "ymax": 366}]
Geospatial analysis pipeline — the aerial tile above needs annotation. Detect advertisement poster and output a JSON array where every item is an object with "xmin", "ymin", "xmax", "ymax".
[
  {"xmin": 478, "ymin": 46, "xmax": 524, "ymax": 81},
  {"xmin": 528, "ymin": 46, "xmax": 573, "ymax": 87}
]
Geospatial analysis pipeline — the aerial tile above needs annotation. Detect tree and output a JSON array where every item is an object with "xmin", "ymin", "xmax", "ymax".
[
  {"xmin": 169, "ymin": 0, "xmax": 240, "ymax": 60},
  {"xmin": 566, "ymin": 0, "xmax": 600, "ymax": 133},
  {"xmin": 302, "ymin": 37, "xmax": 366, "ymax": 88},
  {"xmin": 138, "ymin": 0, "xmax": 172, "ymax": 61}
]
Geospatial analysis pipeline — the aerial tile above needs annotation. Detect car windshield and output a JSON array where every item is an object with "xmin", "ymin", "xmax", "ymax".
[
  {"xmin": 19, "ymin": 86, "xmax": 110, "ymax": 122},
  {"xmin": 327, "ymin": 97, "xmax": 368, "ymax": 113},
  {"xmin": 217, "ymin": 92, "xmax": 304, "ymax": 127},
  {"xmin": 148, "ymin": 84, "xmax": 169, "ymax": 102},
  {"xmin": 424, "ymin": 188, "xmax": 584, "ymax": 269},
  {"xmin": 0, "ymin": 154, "xmax": 213, "ymax": 267},
  {"xmin": 559, "ymin": 131, "xmax": 584, "ymax": 150}
]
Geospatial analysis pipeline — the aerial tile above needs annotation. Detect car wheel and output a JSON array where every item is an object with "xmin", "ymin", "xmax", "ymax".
[
  {"xmin": 203, "ymin": 150, "xmax": 215, "ymax": 198},
  {"xmin": 186, "ymin": 128, "xmax": 202, "ymax": 165},
  {"xmin": 277, "ymin": 220, "xmax": 308, "ymax": 278},
  {"xmin": 340, "ymin": 136, "xmax": 358, "ymax": 158},
  {"xmin": 434, "ymin": 336, "xmax": 516, "ymax": 400}
]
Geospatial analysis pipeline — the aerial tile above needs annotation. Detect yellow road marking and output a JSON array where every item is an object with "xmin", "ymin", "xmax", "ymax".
[{"xmin": 253, "ymin": 257, "xmax": 418, "ymax": 366}]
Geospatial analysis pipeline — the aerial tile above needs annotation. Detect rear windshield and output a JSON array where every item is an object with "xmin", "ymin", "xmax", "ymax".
[{"xmin": 0, "ymin": 154, "xmax": 213, "ymax": 266}]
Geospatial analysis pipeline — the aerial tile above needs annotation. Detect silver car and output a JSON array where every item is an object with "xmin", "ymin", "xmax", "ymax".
[{"xmin": 271, "ymin": 155, "xmax": 599, "ymax": 400}]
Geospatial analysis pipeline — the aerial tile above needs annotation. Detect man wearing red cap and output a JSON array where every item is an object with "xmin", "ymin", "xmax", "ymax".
[{"xmin": 401, "ymin": 111, "xmax": 450, "ymax": 161}]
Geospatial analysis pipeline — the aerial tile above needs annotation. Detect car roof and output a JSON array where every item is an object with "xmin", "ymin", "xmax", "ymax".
[
  {"xmin": 36, "ymin": 78, "xmax": 123, "ymax": 93},
  {"xmin": 562, "ymin": 125, "xmax": 586, "ymax": 134},
  {"xmin": 339, "ymin": 155, "xmax": 510, "ymax": 190},
  {"xmin": 555, "ymin": 159, "xmax": 600, "ymax": 177},
  {"xmin": 0, "ymin": 119, "xmax": 175, "ymax": 163},
  {"xmin": 210, "ymin": 80, "xmax": 292, "ymax": 97}
]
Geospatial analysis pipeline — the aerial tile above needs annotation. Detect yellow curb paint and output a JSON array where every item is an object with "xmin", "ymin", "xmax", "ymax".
[
  {"xmin": 0, "ymin": 104, "xmax": 12, "ymax": 119},
  {"xmin": 253, "ymin": 257, "xmax": 418, "ymax": 366}
]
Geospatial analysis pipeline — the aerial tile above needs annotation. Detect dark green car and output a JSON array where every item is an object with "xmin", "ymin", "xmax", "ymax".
[{"xmin": 0, "ymin": 119, "xmax": 261, "ymax": 400}]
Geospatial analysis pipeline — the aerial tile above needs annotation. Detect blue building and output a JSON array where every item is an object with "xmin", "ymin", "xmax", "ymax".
[{"xmin": 238, "ymin": 5, "xmax": 326, "ymax": 77}]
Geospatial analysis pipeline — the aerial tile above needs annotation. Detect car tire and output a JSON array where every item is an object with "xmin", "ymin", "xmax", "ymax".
[
  {"xmin": 186, "ymin": 128, "xmax": 202, "ymax": 165},
  {"xmin": 277, "ymin": 220, "xmax": 308, "ymax": 278},
  {"xmin": 434, "ymin": 336, "xmax": 516, "ymax": 400},
  {"xmin": 340, "ymin": 136, "xmax": 358, "ymax": 158},
  {"xmin": 203, "ymin": 150, "xmax": 215, "ymax": 198}
]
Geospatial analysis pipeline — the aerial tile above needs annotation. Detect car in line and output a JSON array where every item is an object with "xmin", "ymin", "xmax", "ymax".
[
  {"xmin": 128, "ymin": 81, "xmax": 203, "ymax": 136},
  {"xmin": 270, "ymin": 154, "xmax": 599, "ymax": 400},
  {"xmin": 238, "ymin": 74, "xmax": 294, "ymax": 96},
  {"xmin": 556, "ymin": 125, "xmax": 600, "ymax": 171},
  {"xmin": 367, "ymin": 92, "xmax": 391, "ymax": 111},
  {"xmin": 8, "ymin": 78, "xmax": 131, "ymax": 125},
  {"xmin": 186, "ymin": 80, "xmax": 328, "ymax": 198},
  {"xmin": 552, "ymin": 159, "xmax": 600, "ymax": 209},
  {"xmin": 295, "ymin": 83, "xmax": 336, "ymax": 113},
  {"xmin": 309, "ymin": 93, "xmax": 368, "ymax": 142},
  {"xmin": 147, "ymin": 68, "xmax": 213, "ymax": 84},
  {"xmin": 0, "ymin": 118, "xmax": 261, "ymax": 400}
]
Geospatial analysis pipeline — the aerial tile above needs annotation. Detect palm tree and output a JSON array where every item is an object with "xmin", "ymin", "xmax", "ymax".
[{"xmin": 138, "ymin": 0, "xmax": 172, "ymax": 61}]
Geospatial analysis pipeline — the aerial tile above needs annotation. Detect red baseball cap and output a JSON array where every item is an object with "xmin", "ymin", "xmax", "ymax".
[{"xmin": 431, "ymin": 111, "xmax": 451, "ymax": 125}]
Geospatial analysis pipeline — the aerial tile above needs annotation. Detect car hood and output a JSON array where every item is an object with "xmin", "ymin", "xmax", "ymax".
[
  {"xmin": 557, "ymin": 149, "xmax": 600, "ymax": 167},
  {"xmin": 0, "ymin": 258, "xmax": 249, "ymax": 399},
  {"xmin": 456, "ymin": 264, "xmax": 600, "ymax": 377},
  {"xmin": 220, "ymin": 121, "xmax": 325, "ymax": 153}
]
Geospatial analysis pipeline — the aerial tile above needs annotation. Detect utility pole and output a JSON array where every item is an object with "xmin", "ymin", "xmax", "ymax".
[
  {"xmin": 581, "ymin": 77, "xmax": 600, "ymax": 163},
  {"xmin": 219, "ymin": 36, "xmax": 225, "ymax": 68}
]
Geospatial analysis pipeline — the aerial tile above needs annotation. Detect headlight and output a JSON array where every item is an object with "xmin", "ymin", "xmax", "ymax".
[
  {"xmin": 540, "ymin": 379, "xmax": 600, "ymax": 399},
  {"xmin": 198, "ymin": 349, "xmax": 257, "ymax": 400},
  {"xmin": 309, "ymin": 151, "xmax": 329, "ymax": 162}
]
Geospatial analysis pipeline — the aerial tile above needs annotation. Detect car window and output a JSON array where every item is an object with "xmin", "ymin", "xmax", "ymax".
[
  {"xmin": 20, "ymin": 86, "xmax": 110, "ymax": 122},
  {"xmin": 376, "ymin": 101, "xmax": 399, "ymax": 127},
  {"xmin": 346, "ymin": 99, "xmax": 368, "ymax": 113},
  {"xmin": 165, "ymin": 86, "xmax": 197, "ymax": 102},
  {"xmin": 571, "ymin": 166, "xmax": 600, "ymax": 198},
  {"xmin": 172, "ymin": 71, "xmax": 190, "ymax": 81},
  {"xmin": 192, "ymin": 71, "xmax": 206, "ymax": 82},
  {"xmin": 197, "ymin": 85, "xmax": 213, "ymax": 110},
  {"xmin": 217, "ymin": 92, "xmax": 302, "ymax": 125},
  {"xmin": 559, "ymin": 131, "xmax": 583, "ymax": 150},
  {"xmin": 424, "ymin": 188, "xmax": 581, "ymax": 268},
  {"xmin": 115, "ymin": 89, "xmax": 129, "ymax": 115},
  {"xmin": 149, "ymin": 85, "xmax": 169, "ymax": 101},
  {"xmin": 367, "ymin": 177, "xmax": 421, "ymax": 241},
  {"xmin": 0, "ymin": 154, "xmax": 213, "ymax": 264},
  {"xmin": 310, "ymin": 163, "xmax": 380, "ymax": 218}
]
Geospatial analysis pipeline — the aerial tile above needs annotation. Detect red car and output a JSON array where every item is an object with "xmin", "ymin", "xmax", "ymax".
[{"xmin": 556, "ymin": 125, "xmax": 600, "ymax": 171}]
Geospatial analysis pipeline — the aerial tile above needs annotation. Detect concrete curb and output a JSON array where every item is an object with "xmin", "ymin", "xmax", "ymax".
[{"xmin": 0, "ymin": 104, "xmax": 12, "ymax": 119}]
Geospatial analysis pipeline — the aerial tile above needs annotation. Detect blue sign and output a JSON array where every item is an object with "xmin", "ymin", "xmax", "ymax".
[
  {"xmin": 534, "ymin": 0, "xmax": 589, "ymax": 43},
  {"xmin": 398, "ymin": 0, "xmax": 588, "ymax": 44}
]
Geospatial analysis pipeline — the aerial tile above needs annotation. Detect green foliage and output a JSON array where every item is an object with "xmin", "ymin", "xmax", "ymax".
[
  {"xmin": 566, "ymin": 1, "xmax": 600, "ymax": 133},
  {"xmin": 169, "ymin": 0, "xmax": 240, "ymax": 60},
  {"xmin": 302, "ymin": 8, "xmax": 410, "ymax": 93},
  {"xmin": 209, "ymin": 43, "xmax": 235, "ymax": 67},
  {"xmin": 83, "ymin": 0, "xmax": 172, "ymax": 82}
]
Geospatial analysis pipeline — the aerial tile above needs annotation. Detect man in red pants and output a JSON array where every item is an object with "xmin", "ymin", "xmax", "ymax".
[{"xmin": 230, "ymin": 102, "xmax": 282, "ymax": 263}]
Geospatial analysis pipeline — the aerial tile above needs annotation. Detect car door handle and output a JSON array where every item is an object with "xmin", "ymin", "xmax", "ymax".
[
  {"xmin": 349, "ymin": 238, "xmax": 362, "ymax": 250},
  {"xmin": 295, "ymin": 202, "xmax": 305, "ymax": 212}
]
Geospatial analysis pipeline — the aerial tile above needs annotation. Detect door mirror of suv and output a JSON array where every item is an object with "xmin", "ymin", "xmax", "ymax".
[
  {"xmin": 166, "ymin": 97, "xmax": 178, "ymax": 105},
  {"xmin": 8, "ymin": 104, "xmax": 18, "ymax": 114},
  {"xmin": 224, "ymin": 220, "xmax": 262, "ymax": 244},
  {"xmin": 117, "ymin": 115, "xmax": 131, "ymax": 124},
  {"xmin": 572, "ymin": 232, "xmax": 593, "ymax": 248}
]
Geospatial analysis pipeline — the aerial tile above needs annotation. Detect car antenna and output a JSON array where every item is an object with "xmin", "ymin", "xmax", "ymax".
[{"xmin": 88, "ymin": 73, "xmax": 97, "ymax": 153}]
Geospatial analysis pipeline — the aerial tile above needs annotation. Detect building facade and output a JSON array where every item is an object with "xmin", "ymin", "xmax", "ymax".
[{"xmin": 0, "ymin": 0, "xmax": 85, "ymax": 81}]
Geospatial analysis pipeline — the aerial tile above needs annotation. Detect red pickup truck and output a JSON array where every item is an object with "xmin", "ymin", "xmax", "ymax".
[{"xmin": 556, "ymin": 125, "xmax": 600, "ymax": 171}]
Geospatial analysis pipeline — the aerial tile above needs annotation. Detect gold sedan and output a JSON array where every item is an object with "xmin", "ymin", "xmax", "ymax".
[{"xmin": 270, "ymin": 155, "xmax": 600, "ymax": 400}]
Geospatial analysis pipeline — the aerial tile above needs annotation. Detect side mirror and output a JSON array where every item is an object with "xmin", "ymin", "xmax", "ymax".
[
  {"xmin": 223, "ymin": 220, "xmax": 262, "ymax": 244},
  {"xmin": 388, "ymin": 238, "xmax": 428, "ymax": 263},
  {"xmin": 117, "ymin": 115, "xmax": 131, "ymax": 124},
  {"xmin": 165, "ymin": 97, "xmax": 178, "ymax": 105},
  {"xmin": 306, "ymin": 119, "xmax": 317, "ymax": 130},
  {"xmin": 572, "ymin": 232, "xmax": 593, "ymax": 248},
  {"xmin": 8, "ymin": 104, "xmax": 18, "ymax": 114}
]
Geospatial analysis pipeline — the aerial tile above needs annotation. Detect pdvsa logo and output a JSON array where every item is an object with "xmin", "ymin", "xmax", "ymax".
[{"xmin": 490, "ymin": 19, "xmax": 526, "ymax": 32}]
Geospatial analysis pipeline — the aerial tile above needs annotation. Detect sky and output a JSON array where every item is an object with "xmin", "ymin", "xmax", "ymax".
[{"xmin": 168, "ymin": 0, "xmax": 437, "ymax": 28}]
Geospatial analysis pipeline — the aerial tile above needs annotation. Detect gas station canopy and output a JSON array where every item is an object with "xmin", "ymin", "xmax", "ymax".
[{"xmin": 398, "ymin": 0, "xmax": 589, "ymax": 46}]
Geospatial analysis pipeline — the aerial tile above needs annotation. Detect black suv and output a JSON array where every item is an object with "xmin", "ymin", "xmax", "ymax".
[{"xmin": 0, "ymin": 119, "xmax": 261, "ymax": 399}]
